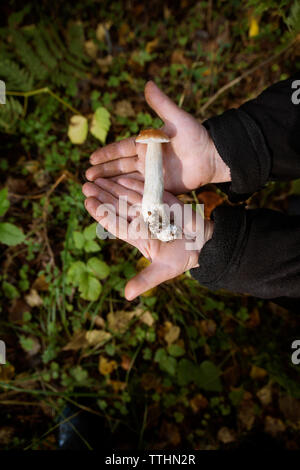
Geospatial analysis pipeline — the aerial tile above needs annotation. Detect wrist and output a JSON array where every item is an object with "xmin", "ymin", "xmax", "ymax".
[{"xmin": 211, "ymin": 139, "xmax": 231, "ymax": 184}]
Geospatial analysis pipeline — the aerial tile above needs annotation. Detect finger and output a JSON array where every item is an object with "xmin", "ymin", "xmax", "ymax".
[
  {"xmin": 90, "ymin": 137, "xmax": 137, "ymax": 165},
  {"xmin": 111, "ymin": 172, "xmax": 144, "ymax": 183},
  {"xmin": 144, "ymin": 81, "xmax": 182, "ymax": 125},
  {"xmin": 85, "ymin": 156, "xmax": 139, "ymax": 181},
  {"xmin": 83, "ymin": 182, "xmax": 137, "ymax": 221},
  {"xmin": 84, "ymin": 197, "xmax": 132, "ymax": 243},
  {"xmin": 113, "ymin": 177, "xmax": 145, "ymax": 196},
  {"xmin": 94, "ymin": 177, "xmax": 142, "ymax": 206},
  {"xmin": 125, "ymin": 261, "xmax": 168, "ymax": 300}
]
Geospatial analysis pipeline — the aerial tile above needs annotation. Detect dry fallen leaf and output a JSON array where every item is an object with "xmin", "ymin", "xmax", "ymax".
[
  {"xmin": 96, "ymin": 21, "xmax": 112, "ymax": 42},
  {"xmin": 217, "ymin": 427, "xmax": 236, "ymax": 444},
  {"xmin": 146, "ymin": 38, "xmax": 159, "ymax": 53},
  {"xmin": 107, "ymin": 310, "xmax": 135, "ymax": 334},
  {"xmin": 189, "ymin": 394, "xmax": 208, "ymax": 413},
  {"xmin": 0, "ymin": 364, "xmax": 15, "ymax": 381},
  {"xmin": 63, "ymin": 331, "xmax": 88, "ymax": 351},
  {"xmin": 98, "ymin": 356, "xmax": 117, "ymax": 375},
  {"xmin": 250, "ymin": 365, "xmax": 268, "ymax": 380},
  {"xmin": 32, "ymin": 274, "xmax": 49, "ymax": 292},
  {"xmin": 84, "ymin": 39, "xmax": 98, "ymax": 59},
  {"xmin": 197, "ymin": 191, "xmax": 224, "ymax": 218},
  {"xmin": 25, "ymin": 289, "xmax": 43, "ymax": 308},
  {"xmin": 256, "ymin": 383, "xmax": 273, "ymax": 406},
  {"xmin": 264, "ymin": 416, "xmax": 286, "ymax": 436},
  {"xmin": 108, "ymin": 380, "xmax": 126, "ymax": 393},
  {"xmin": 85, "ymin": 330, "xmax": 111, "ymax": 347},
  {"xmin": 121, "ymin": 354, "xmax": 131, "ymax": 371},
  {"xmin": 199, "ymin": 319, "xmax": 217, "ymax": 337},
  {"xmin": 164, "ymin": 322, "xmax": 180, "ymax": 345},
  {"xmin": 115, "ymin": 100, "xmax": 135, "ymax": 118}
]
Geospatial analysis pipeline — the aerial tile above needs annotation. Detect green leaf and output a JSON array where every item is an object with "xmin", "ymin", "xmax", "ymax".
[
  {"xmin": 78, "ymin": 272, "xmax": 102, "ymax": 301},
  {"xmin": 73, "ymin": 231, "xmax": 85, "ymax": 249},
  {"xmin": 84, "ymin": 240, "xmax": 101, "ymax": 253},
  {"xmin": 195, "ymin": 360, "xmax": 222, "ymax": 392},
  {"xmin": 67, "ymin": 115, "xmax": 88, "ymax": 144},
  {"xmin": 177, "ymin": 359, "xmax": 197, "ymax": 386},
  {"xmin": 90, "ymin": 107, "xmax": 111, "ymax": 144},
  {"xmin": 0, "ymin": 188, "xmax": 9, "ymax": 216},
  {"xmin": 167, "ymin": 344, "xmax": 185, "ymax": 357},
  {"xmin": 2, "ymin": 281, "xmax": 20, "ymax": 299},
  {"xmin": 0, "ymin": 222, "xmax": 25, "ymax": 246},
  {"xmin": 83, "ymin": 222, "xmax": 98, "ymax": 241},
  {"xmin": 19, "ymin": 335, "xmax": 35, "ymax": 352},
  {"xmin": 87, "ymin": 257, "xmax": 110, "ymax": 279},
  {"xmin": 66, "ymin": 261, "xmax": 86, "ymax": 286},
  {"xmin": 154, "ymin": 348, "xmax": 177, "ymax": 376}
]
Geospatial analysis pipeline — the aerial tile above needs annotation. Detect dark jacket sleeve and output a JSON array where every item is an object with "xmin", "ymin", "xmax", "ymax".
[
  {"xmin": 191, "ymin": 206, "xmax": 300, "ymax": 299},
  {"xmin": 191, "ymin": 75, "xmax": 300, "ymax": 299},
  {"xmin": 203, "ymin": 73, "xmax": 300, "ymax": 197}
]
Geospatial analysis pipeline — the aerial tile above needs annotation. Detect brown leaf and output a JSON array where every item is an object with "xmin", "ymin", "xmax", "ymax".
[
  {"xmin": 238, "ymin": 397, "xmax": 255, "ymax": 431},
  {"xmin": 108, "ymin": 380, "xmax": 126, "ymax": 393},
  {"xmin": 159, "ymin": 421, "xmax": 181, "ymax": 447},
  {"xmin": 115, "ymin": 100, "xmax": 135, "ymax": 118},
  {"xmin": 25, "ymin": 289, "xmax": 43, "ymax": 308},
  {"xmin": 197, "ymin": 191, "xmax": 224, "ymax": 218},
  {"xmin": 217, "ymin": 427, "xmax": 236, "ymax": 444},
  {"xmin": 32, "ymin": 274, "xmax": 49, "ymax": 292},
  {"xmin": 171, "ymin": 49, "xmax": 192, "ymax": 67},
  {"xmin": 84, "ymin": 39, "xmax": 98, "ymax": 59},
  {"xmin": 246, "ymin": 308, "xmax": 261, "ymax": 328},
  {"xmin": 250, "ymin": 365, "xmax": 268, "ymax": 380},
  {"xmin": 107, "ymin": 310, "xmax": 135, "ymax": 334},
  {"xmin": 164, "ymin": 323, "xmax": 180, "ymax": 345},
  {"xmin": 190, "ymin": 394, "xmax": 208, "ymax": 413},
  {"xmin": 85, "ymin": 330, "xmax": 111, "ymax": 347},
  {"xmin": 121, "ymin": 354, "xmax": 131, "ymax": 371},
  {"xmin": 264, "ymin": 416, "xmax": 286, "ymax": 436},
  {"xmin": 279, "ymin": 395, "xmax": 300, "ymax": 423},
  {"xmin": 63, "ymin": 331, "xmax": 88, "ymax": 351},
  {"xmin": 0, "ymin": 364, "xmax": 15, "ymax": 381},
  {"xmin": 8, "ymin": 299, "xmax": 29, "ymax": 323},
  {"xmin": 199, "ymin": 319, "xmax": 217, "ymax": 337},
  {"xmin": 256, "ymin": 383, "xmax": 273, "ymax": 406}
]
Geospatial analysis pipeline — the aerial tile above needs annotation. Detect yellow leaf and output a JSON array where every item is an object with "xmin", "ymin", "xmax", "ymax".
[
  {"xmin": 107, "ymin": 310, "xmax": 135, "ymax": 334},
  {"xmin": 98, "ymin": 356, "xmax": 117, "ymax": 375},
  {"xmin": 63, "ymin": 331, "xmax": 88, "ymax": 351},
  {"xmin": 90, "ymin": 107, "xmax": 111, "ymax": 144},
  {"xmin": 250, "ymin": 365, "xmax": 268, "ymax": 380},
  {"xmin": 146, "ymin": 38, "xmax": 159, "ymax": 53},
  {"xmin": 84, "ymin": 39, "xmax": 98, "ymax": 59},
  {"xmin": 68, "ymin": 115, "xmax": 88, "ymax": 145},
  {"xmin": 249, "ymin": 16, "xmax": 259, "ymax": 37},
  {"xmin": 96, "ymin": 22, "xmax": 112, "ymax": 42},
  {"xmin": 164, "ymin": 324, "xmax": 180, "ymax": 345},
  {"xmin": 0, "ymin": 364, "xmax": 15, "ymax": 381}
]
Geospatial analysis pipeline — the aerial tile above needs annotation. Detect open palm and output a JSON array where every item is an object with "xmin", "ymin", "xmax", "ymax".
[
  {"xmin": 82, "ymin": 177, "xmax": 212, "ymax": 300},
  {"xmin": 86, "ymin": 81, "xmax": 230, "ymax": 194}
]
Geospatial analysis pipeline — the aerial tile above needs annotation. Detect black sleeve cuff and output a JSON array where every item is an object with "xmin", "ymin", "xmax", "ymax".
[
  {"xmin": 203, "ymin": 107, "xmax": 271, "ymax": 196},
  {"xmin": 191, "ymin": 205, "xmax": 247, "ymax": 289}
]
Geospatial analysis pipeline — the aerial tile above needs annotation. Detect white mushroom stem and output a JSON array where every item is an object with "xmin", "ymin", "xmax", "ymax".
[{"xmin": 142, "ymin": 142, "xmax": 180, "ymax": 242}]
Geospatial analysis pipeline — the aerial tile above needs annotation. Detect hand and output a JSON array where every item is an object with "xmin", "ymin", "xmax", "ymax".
[
  {"xmin": 82, "ymin": 177, "xmax": 213, "ymax": 300},
  {"xmin": 86, "ymin": 81, "xmax": 230, "ymax": 194}
]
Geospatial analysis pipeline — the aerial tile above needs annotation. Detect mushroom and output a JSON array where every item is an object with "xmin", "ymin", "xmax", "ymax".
[{"xmin": 135, "ymin": 129, "xmax": 180, "ymax": 242}]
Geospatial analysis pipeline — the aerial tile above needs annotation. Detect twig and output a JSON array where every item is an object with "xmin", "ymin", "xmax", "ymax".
[
  {"xmin": 199, "ymin": 38, "xmax": 298, "ymax": 115},
  {"xmin": 6, "ymin": 87, "xmax": 81, "ymax": 117}
]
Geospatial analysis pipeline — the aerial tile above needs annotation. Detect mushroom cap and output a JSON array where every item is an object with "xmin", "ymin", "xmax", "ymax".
[{"xmin": 135, "ymin": 128, "xmax": 170, "ymax": 144}]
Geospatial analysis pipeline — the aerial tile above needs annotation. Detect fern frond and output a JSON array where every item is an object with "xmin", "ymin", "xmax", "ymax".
[
  {"xmin": 286, "ymin": 0, "xmax": 300, "ymax": 35},
  {"xmin": 11, "ymin": 30, "xmax": 48, "ymax": 80},
  {"xmin": 0, "ymin": 97, "xmax": 23, "ymax": 129},
  {"xmin": 0, "ymin": 59, "xmax": 33, "ymax": 91}
]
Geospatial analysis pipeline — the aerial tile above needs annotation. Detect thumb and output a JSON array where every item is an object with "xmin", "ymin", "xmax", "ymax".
[
  {"xmin": 125, "ymin": 261, "xmax": 167, "ymax": 301},
  {"xmin": 144, "ymin": 81, "xmax": 182, "ymax": 125}
]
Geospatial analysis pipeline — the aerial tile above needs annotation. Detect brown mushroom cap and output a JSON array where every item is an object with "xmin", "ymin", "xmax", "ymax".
[{"xmin": 135, "ymin": 128, "xmax": 170, "ymax": 144}]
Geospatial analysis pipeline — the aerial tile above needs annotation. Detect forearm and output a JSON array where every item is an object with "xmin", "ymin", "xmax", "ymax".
[
  {"xmin": 191, "ymin": 205, "xmax": 300, "ymax": 299},
  {"xmin": 205, "ymin": 73, "xmax": 300, "ymax": 197}
]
